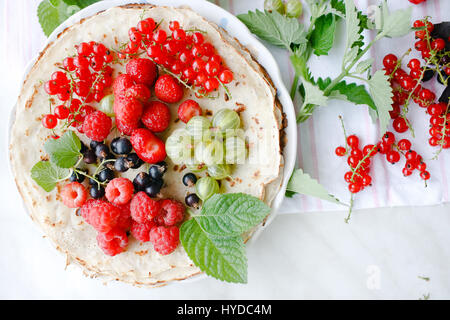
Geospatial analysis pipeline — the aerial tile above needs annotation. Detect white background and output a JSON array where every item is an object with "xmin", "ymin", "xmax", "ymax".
[{"xmin": 1, "ymin": 0, "xmax": 450, "ymax": 299}]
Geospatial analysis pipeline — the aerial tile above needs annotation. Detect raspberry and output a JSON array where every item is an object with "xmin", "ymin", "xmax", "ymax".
[
  {"xmin": 79, "ymin": 199, "xmax": 96, "ymax": 224},
  {"xmin": 149, "ymin": 226, "xmax": 180, "ymax": 255},
  {"xmin": 126, "ymin": 58, "xmax": 158, "ymax": 87},
  {"xmin": 178, "ymin": 99, "xmax": 202, "ymax": 123},
  {"xmin": 96, "ymin": 228, "xmax": 128, "ymax": 256},
  {"xmin": 61, "ymin": 182, "xmax": 88, "ymax": 208},
  {"xmin": 125, "ymin": 84, "xmax": 152, "ymax": 103},
  {"xmin": 142, "ymin": 101, "xmax": 171, "ymax": 133},
  {"xmin": 154, "ymin": 75, "xmax": 184, "ymax": 104},
  {"xmin": 156, "ymin": 199, "xmax": 185, "ymax": 226},
  {"xmin": 130, "ymin": 220, "xmax": 156, "ymax": 242},
  {"xmin": 82, "ymin": 111, "xmax": 112, "ymax": 142},
  {"xmin": 130, "ymin": 128, "xmax": 167, "ymax": 164},
  {"xmin": 130, "ymin": 191, "xmax": 161, "ymax": 224},
  {"xmin": 83, "ymin": 199, "xmax": 122, "ymax": 233},
  {"xmin": 114, "ymin": 202, "xmax": 132, "ymax": 231},
  {"xmin": 114, "ymin": 96, "xmax": 143, "ymax": 135},
  {"xmin": 105, "ymin": 178, "xmax": 134, "ymax": 205},
  {"xmin": 113, "ymin": 74, "xmax": 134, "ymax": 97}
]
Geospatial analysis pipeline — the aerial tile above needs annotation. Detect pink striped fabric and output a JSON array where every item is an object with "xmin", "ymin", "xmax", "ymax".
[{"xmin": 1, "ymin": 0, "xmax": 449, "ymax": 214}]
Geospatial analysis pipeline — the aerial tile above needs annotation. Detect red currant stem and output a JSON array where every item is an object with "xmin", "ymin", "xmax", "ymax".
[
  {"xmin": 216, "ymin": 76, "xmax": 232, "ymax": 100},
  {"xmin": 338, "ymin": 115, "xmax": 350, "ymax": 152},
  {"xmin": 93, "ymin": 158, "xmax": 116, "ymax": 177},
  {"xmin": 73, "ymin": 168, "xmax": 106, "ymax": 186},
  {"xmin": 185, "ymin": 28, "xmax": 207, "ymax": 34},
  {"xmin": 349, "ymin": 146, "xmax": 376, "ymax": 183},
  {"xmin": 138, "ymin": 8, "xmax": 149, "ymax": 21},
  {"xmin": 344, "ymin": 193, "xmax": 354, "ymax": 224}
]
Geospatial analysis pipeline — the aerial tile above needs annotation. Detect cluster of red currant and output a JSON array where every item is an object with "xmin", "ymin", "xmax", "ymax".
[
  {"xmin": 336, "ymin": 131, "xmax": 430, "ymax": 194},
  {"xmin": 335, "ymin": 134, "xmax": 375, "ymax": 194},
  {"xmin": 382, "ymin": 18, "xmax": 450, "ymax": 154},
  {"xmin": 120, "ymin": 17, "xmax": 234, "ymax": 96},
  {"xmin": 42, "ymin": 41, "xmax": 116, "ymax": 133}
]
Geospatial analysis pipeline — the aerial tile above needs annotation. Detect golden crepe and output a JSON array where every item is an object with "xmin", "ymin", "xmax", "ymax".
[{"xmin": 9, "ymin": 4, "xmax": 286, "ymax": 287}]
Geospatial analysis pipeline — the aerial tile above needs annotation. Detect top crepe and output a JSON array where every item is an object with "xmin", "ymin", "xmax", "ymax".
[{"xmin": 9, "ymin": 4, "xmax": 285, "ymax": 287}]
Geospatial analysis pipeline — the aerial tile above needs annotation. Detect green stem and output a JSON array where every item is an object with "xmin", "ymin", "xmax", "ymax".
[{"xmin": 290, "ymin": 75, "xmax": 299, "ymax": 100}]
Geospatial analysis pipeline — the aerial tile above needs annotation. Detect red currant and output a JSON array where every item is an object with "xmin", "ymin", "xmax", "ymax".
[
  {"xmin": 54, "ymin": 105, "xmax": 69, "ymax": 119},
  {"xmin": 383, "ymin": 54, "xmax": 398, "ymax": 69},
  {"xmin": 153, "ymin": 29, "xmax": 167, "ymax": 44},
  {"xmin": 420, "ymin": 171, "xmax": 431, "ymax": 181},
  {"xmin": 393, "ymin": 117, "xmax": 409, "ymax": 133},
  {"xmin": 346, "ymin": 135, "xmax": 359, "ymax": 149},
  {"xmin": 169, "ymin": 20, "xmax": 180, "ymax": 31},
  {"xmin": 397, "ymin": 139, "xmax": 412, "ymax": 151},
  {"xmin": 42, "ymin": 114, "xmax": 58, "ymax": 129},
  {"xmin": 382, "ymin": 131, "xmax": 396, "ymax": 145},
  {"xmin": 348, "ymin": 183, "xmax": 362, "ymax": 194},
  {"xmin": 363, "ymin": 144, "xmax": 377, "ymax": 157},
  {"xmin": 219, "ymin": 70, "xmax": 234, "ymax": 84},
  {"xmin": 431, "ymin": 38, "xmax": 445, "ymax": 51},
  {"xmin": 386, "ymin": 150, "xmax": 400, "ymax": 164},
  {"xmin": 335, "ymin": 146, "xmax": 347, "ymax": 157},
  {"xmin": 407, "ymin": 58, "xmax": 421, "ymax": 70}
]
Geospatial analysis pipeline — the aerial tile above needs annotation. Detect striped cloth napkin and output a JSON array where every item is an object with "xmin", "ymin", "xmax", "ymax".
[{"xmin": 1, "ymin": 0, "xmax": 449, "ymax": 215}]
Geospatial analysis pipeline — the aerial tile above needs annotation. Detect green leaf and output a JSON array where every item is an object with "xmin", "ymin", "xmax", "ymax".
[
  {"xmin": 31, "ymin": 161, "xmax": 70, "ymax": 192},
  {"xmin": 198, "ymin": 193, "xmax": 270, "ymax": 236},
  {"xmin": 368, "ymin": 70, "xmax": 394, "ymax": 135},
  {"xmin": 38, "ymin": 0, "xmax": 99, "ymax": 37},
  {"xmin": 290, "ymin": 53, "xmax": 312, "ymax": 81},
  {"xmin": 44, "ymin": 131, "xmax": 81, "ymax": 168},
  {"xmin": 237, "ymin": 9, "xmax": 307, "ymax": 50},
  {"xmin": 377, "ymin": 1, "xmax": 412, "ymax": 38},
  {"xmin": 344, "ymin": 0, "xmax": 360, "ymax": 50},
  {"xmin": 287, "ymin": 169, "xmax": 346, "ymax": 206},
  {"xmin": 332, "ymin": 80, "xmax": 376, "ymax": 110},
  {"xmin": 180, "ymin": 219, "xmax": 247, "ymax": 284},
  {"xmin": 310, "ymin": 14, "xmax": 337, "ymax": 56},
  {"xmin": 302, "ymin": 81, "xmax": 328, "ymax": 107}
]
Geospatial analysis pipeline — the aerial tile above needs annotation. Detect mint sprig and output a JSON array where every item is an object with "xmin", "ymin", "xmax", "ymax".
[
  {"xmin": 180, "ymin": 193, "xmax": 270, "ymax": 283},
  {"xmin": 44, "ymin": 131, "xmax": 82, "ymax": 168},
  {"xmin": 31, "ymin": 161, "xmax": 71, "ymax": 192},
  {"xmin": 37, "ymin": 0, "xmax": 101, "ymax": 37}
]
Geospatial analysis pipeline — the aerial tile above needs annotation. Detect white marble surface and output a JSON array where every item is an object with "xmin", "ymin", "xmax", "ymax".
[{"xmin": 1, "ymin": 0, "xmax": 450, "ymax": 299}]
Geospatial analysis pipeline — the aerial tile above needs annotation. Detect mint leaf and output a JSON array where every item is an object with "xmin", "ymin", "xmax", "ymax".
[
  {"xmin": 31, "ymin": 161, "xmax": 70, "ymax": 192},
  {"xmin": 332, "ymin": 80, "xmax": 376, "ymax": 110},
  {"xmin": 38, "ymin": 0, "xmax": 100, "ymax": 37},
  {"xmin": 198, "ymin": 193, "xmax": 270, "ymax": 236},
  {"xmin": 287, "ymin": 169, "xmax": 346, "ymax": 206},
  {"xmin": 310, "ymin": 14, "xmax": 337, "ymax": 56},
  {"xmin": 180, "ymin": 219, "xmax": 247, "ymax": 283},
  {"xmin": 44, "ymin": 131, "xmax": 81, "ymax": 168},
  {"xmin": 377, "ymin": 1, "xmax": 412, "ymax": 38},
  {"xmin": 302, "ymin": 81, "xmax": 328, "ymax": 107},
  {"xmin": 237, "ymin": 10, "xmax": 307, "ymax": 50},
  {"xmin": 368, "ymin": 70, "xmax": 394, "ymax": 135},
  {"xmin": 344, "ymin": 0, "xmax": 360, "ymax": 50}
]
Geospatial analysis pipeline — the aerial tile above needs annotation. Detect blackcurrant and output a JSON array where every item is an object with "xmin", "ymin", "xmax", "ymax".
[
  {"xmin": 111, "ymin": 137, "xmax": 133, "ymax": 155},
  {"xmin": 114, "ymin": 157, "xmax": 130, "ymax": 173},
  {"xmin": 83, "ymin": 149, "xmax": 97, "ymax": 164},
  {"xmin": 69, "ymin": 170, "xmax": 86, "ymax": 183},
  {"xmin": 422, "ymin": 69, "xmax": 435, "ymax": 82},
  {"xmin": 149, "ymin": 162, "xmax": 167, "ymax": 180},
  {"xmin": 127, "ymin": 153, "xmax": 144, "ymax": 169},
  {"xmin": 145, "ymin": 183, "xmax": 161, "ymax": 198},
  {"xmin": 185, "ymin": 194, "xmax": 201, "ymax": 209},
  {"xmin": 95, "ymin": 143, "xmax": 111, "ymax": 160},
  {"xmin": 90, "ymin": 185, "xmax": 105, "ymax": 199},
  {"xmin": 133, "ymin": 172, "xmax": 152, "ymax": 192},
  {"xmin": 98, "ymin": 168, "xmax": 115, "ymax": 183},
  {"xmin": 90, "ymin": 140, "xmax": 102, "ymax": 150},
  {"xmin": 182, "ymin": 173, "xmax": 197, "ymax": 187}
]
